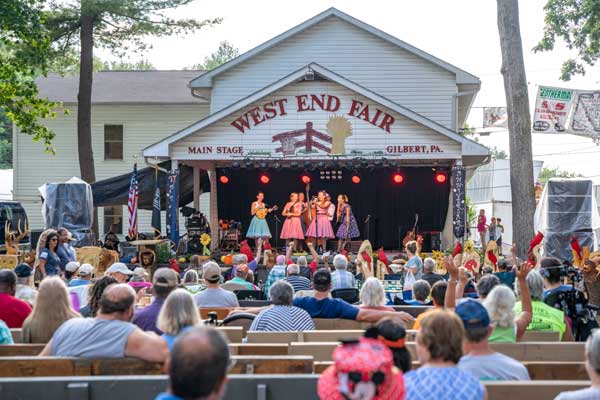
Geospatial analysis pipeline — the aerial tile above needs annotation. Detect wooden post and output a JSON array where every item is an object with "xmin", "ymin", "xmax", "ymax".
[
  {"xmin": 208, "ymin": 163, "xmax": 219, "ymax": 252},
  {"xmin": 193, "ymin": 165, "xmax": 200, "ymax": 212}
]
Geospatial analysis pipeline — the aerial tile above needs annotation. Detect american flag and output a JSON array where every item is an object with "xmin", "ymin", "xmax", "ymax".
[{"xmin": 127, "ymin": 163, "xmax": 139, "ymax": 239}]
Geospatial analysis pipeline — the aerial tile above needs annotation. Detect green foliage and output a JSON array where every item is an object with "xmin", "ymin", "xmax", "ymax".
[
  {"xmin": 0, "ymin": 0, "xmax": 61, "ymax": 154},
  {"xmin": 466, "ymin": 195, "xmax": 477, "ymax": 228},
  {"xmin": 459, "ymin": 123, "xmax": 476, "ymax": 136},
  {"xmin": 102, "ymin": 58, "xmax": 155, "ymax": 70},
  {"xmin": 535, "ymin": 0, "xmax": 600, "ymax": 80},
  {"xmin": 538, "ymin": 166, "xmax": 582, "ymax": 185},
  {"xmin": 189, "ymin": 40, "xmax": 239, "ymax": 70},
  {"xmin": 0, "ymin": 109, "xmax": 13, "ymax": 168},
  {"xmin": 490, "ymin": 147, "xmax": 508, "ymax": 160},
  {"xmin": 155, "ymin": 243, "xmax": 172, "ymax": 264}
]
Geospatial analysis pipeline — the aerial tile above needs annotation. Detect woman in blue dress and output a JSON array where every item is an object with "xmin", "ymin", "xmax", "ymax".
[
  {"xmin": 246, "ymin": 191, "xmax": 275, "ymax": 246},
  {"xmin": 336, "ymin": 194, "xmax": 360, "ymax": 252}
]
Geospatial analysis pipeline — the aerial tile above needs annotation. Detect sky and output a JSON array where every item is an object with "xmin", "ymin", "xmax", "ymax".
[{"xmin": 99, "ymin": 0, "xmax": 600, "ymax": 181}]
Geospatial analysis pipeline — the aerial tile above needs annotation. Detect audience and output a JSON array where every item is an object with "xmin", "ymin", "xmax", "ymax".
[
  {"xmin": 283, "ymin": 263, "xmax": 312, "ymax": 292},
  {"xmin": 331, "ymin": 254, "xmax": 356, "ymax": 290},
  {"xmin": 456, "ymin": 299, "xmax": 530, "ymax": 380},
  {"xmin": 0, "ymin": 269, "xmax": 32, "ymax": 328},
  {"xmin": 368, "ymin": 317, "xmax": 412, "ymax": 373},
  {"xmin": 250, "ymin": 281, "xmax": 315, "ymax": 332},
  {"xmin": 22, "ymin": 277, "xmax": 80, "ymax": 343},
  {"xmin": 157, "ymin": 289, "xmax": 200, "ymax": 350},
  {"xmin": 404, "ymin": 310, "xmax": 485, "ymax": 400},
  {"xmin": 541, "ymin": 257, "xmax": 575, "ymax": 301},
  {"xmin": 81, "ymin": 276, "xmax": 118, "ymax": 318},
  {"xmin": 408, "ymin": 280, "xmax": 432, "ymax": 305},
  {"xmin": 64, "ymin": 261, "xmax": 81, "ymax": 281},
  {"xmin": 68, "ymin": 263, "xmax": 94, "ymax": 287},
  {"xmin": 228, "ymin": 264, "xmax": 255, "ymax": 290},
  {"xmin": 515, "ymin": 269, "xmax": 573, "ymax": 341},
  {"xmin": 359, "ymin": 277, "xmax": 394, "ymax": 311},
  {"xmin": 14, "ymin": 263, "xmax": 37, "ymax": 306},
  {"xmin": 476, "ymin": 274, "xmax": 500, "ymax": 300},
  {"xmin": 155, "ymin": 327, "xmax": 230, "ymax": 400},
  {"xmin": 194, "ymin": 262, "xmax": 239, "ymax": 308},
  {"xmin": 422, "ymin": 257, "xmax": 444, "ymax": 287},
  {"xmin": 494, "ymin": 259, "xmax": 515, "ymax": 289},
  {"xmin": 38, "ymin": 231, "xmax": 61, "ymax": 277},
  {"xmin": 182, "ymin": 269, "xmax": 199, "ymax": 286},
  {"xmin": 296, "ymin": 255, "xmax": 313, "ymax": 279},
  {"xmin": 56, "ymin": 228, "xmax": 77, "ymax": 270},
  {"xmin": 554, "ymin": 329, "xmax": 600, "ymax": 399},
  {"xmin": 293, "ymin": 270, "xmax": 413, "ymax": 323},
  {"xmin": 41, "ymin": 284, "xmax": 168, "ymax": 361},
  {"xmin": 132, "ymin": 268, "xmax": 178, "ymax": 334},
  {"xmin": 264, "ymin": 255, "xmax": 287, "ymax": 299},
  {"xmin": 484, "ymin": 282, "xmax": 532, "ymax": 342},
  {"xmin": 106, "ymin": 262, "xmax": 133, "ymax": 283},
  {"xmin": 412, "ymin": 281, "xmax": 447, "ymax": 330},
  {"xmin": 318, "ymin": 337, "xmax": 405, "ymax": 399},
  {"xmin": 0, "ymin": 320, "xmax": 13, "ymax": 344}
]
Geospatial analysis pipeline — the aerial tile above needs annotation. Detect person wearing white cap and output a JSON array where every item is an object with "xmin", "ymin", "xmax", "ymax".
[
  {"xmin": 128, "ymin": 267, "xmax": 153, "ymax": 291},
  {"xmin": 106, "ymin": 263, "xmax": 133, "ymax": 283},
  {"xmin": 69, "ymin": 264, "xmax": 94, "ymax": 288},
  {"xmin": 64, "ymin": 261, "xmax": 81, "ymax": 281}
]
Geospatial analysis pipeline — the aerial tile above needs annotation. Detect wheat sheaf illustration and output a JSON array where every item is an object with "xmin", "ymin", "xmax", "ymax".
[{"xmin": 327, "ymin": 115, "xmax": 352, "ymax": 155}]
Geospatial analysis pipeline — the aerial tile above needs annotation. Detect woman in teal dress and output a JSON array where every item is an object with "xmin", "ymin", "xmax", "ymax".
[{"xmin": 246, "ymin": 191, "xmax": 274, "ymax": 244}]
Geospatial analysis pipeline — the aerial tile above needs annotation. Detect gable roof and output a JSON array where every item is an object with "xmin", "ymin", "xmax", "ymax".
[
  {"xmin": 189, "ymin": 7, "xmax": 480, "ymax": 88},
  {"xmin": 144, "ymin": 63, "xmax": 488, "ymax": 159},
  {"xmin": 37, "ymin": 70, "xmax": 206, "ymax": 104}
]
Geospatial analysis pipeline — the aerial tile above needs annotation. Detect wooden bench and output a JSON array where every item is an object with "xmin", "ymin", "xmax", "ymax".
[
  {"xmin": 0, "ymin": 344, "xmax": 45, "ymax": 356},
  {"xmin": 484, "ymin": 381, "xmax": 590, "ymax": 399},
  {"xmin": 199, "ymin": 307, "xmax": 232, "ymax": 320},
  {"xmin": 229, "ymin": 343, "xmax": 289, "ymax": 356},
  {"xmin": 10, "ymin": 329, "xmax": 22, "ymax": 343}
]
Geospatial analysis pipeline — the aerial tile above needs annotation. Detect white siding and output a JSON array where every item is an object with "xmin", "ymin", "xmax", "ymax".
[
  {"xmin": 173, "ymin": 81, "xmax": 461, "ymax": 160},
  {"xmin": 13, "ymin": 104, "xmax": 210, "ymax": 235},
  {"xmin": 210, "ymin": 16, "xmax": 457, "ymax": 128}
]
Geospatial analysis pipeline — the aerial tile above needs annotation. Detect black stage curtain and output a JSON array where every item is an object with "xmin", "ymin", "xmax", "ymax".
[{"xmin": 217, "ymin": 168, "xmax": 450, "ymax": 249}]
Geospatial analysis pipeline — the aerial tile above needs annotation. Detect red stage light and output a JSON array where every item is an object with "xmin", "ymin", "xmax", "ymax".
[
  {"xmin": 392, "ymin": 172, "xmax": 404, "ymax": 184},
  {"xmin": 301, "ymin": 174, "xmax": 311, "ymax": 184},
  {"xmin": 259, "ymin": 174, "xmax": 270, "ymax": 184},
  {"xmin": 351, "ymin": 174, "xmax": 361, "ymax": 184},
  {"xmin": 435, "ymin": 172, "xmax": 447, "ymax": 184},
  {"xmin": 219, "ymin": 175, "xmax": 229, "ymax": 184}
]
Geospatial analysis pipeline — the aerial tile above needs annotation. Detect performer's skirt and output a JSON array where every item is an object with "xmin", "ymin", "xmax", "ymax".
[
  {"xmin": 246, "ymin": 216, "xmax": 272, "ymax": 238},
  {"xmin": 281, "ymin": 216, "xmax": 305, "ymax": 239},
  {"xmin": 306, "ymin": 215, "xmax": 335, "ymax": 238}
]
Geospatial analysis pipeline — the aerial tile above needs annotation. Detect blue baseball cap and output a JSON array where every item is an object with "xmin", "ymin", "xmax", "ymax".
[
  {"xmin": 455, "ymin": 299, "xmax": 490, "ymax": 329},
  {"xmin": 14, "ymin": 263, "xmax": 32, "ymax": 278}
]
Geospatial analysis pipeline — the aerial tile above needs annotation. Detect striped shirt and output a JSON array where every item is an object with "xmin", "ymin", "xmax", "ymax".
[
  {"xmin": 249, "ymin": 305, "xmax": 315, "ymax": 332},
  {"xmin": 264, "ymin": 265, "xmax": 287, "ymax": 300},
  {"xmin": 331, "ymin": 270, "xmax": 356, "ymax": 290},
  {"xmin": 283, "ymin": 275, "xmax": 312, "ymax": 292}
]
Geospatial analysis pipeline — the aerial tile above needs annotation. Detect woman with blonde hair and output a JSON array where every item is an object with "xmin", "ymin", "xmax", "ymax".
[
  {"xmin": 359, "ymin": 277, "xmax": 394, "ymax": 311},
  {"xmin": 157, "ymin": 289, "xmax": 200, "ymax": 350},
  {"xmin": 22, "ymin": 277, "xmax": 80, "ymax": 343}
]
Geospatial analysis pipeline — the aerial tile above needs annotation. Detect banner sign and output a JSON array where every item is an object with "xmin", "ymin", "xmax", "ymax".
[
  {"xmin": 452, "ymin": 164, "xmax": 466, "ymax": 238},
  {"xmin": 166, "ymin": 169, "xmax": 180, "ymax": 248},
  {"xmin": 569, "ymin": 91, "xmax": 600, "ymax": 139},
  {"xmin": 483, "ymin": 107, "xmax": 508, "ymax": 128},
  {"xmin": 532, "ymin": 86, "xmax": 573, "ymax": 134}
]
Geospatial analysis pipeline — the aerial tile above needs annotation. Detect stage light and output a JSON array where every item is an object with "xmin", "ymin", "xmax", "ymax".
[
  {"xmin": 219, "ymin": 175, "xmax": 230, "ymax": 184},
  {"xmin": 435, "ymin": 172, "xmax": 447, "ymax": 184},
  {"xmin": 351, "ymin": 174, "xmax": 361, "ymax": 184},
  {"xmin": 259, "ymin": 173, "xmax": 270, "ymax": 184},
  {"xmin": 392, "ymin": 172, "xmax": 404, "ymax": 184},
  {"xmin": 301, "ymin": 174, "xmax": 311, "ymax": 184}
]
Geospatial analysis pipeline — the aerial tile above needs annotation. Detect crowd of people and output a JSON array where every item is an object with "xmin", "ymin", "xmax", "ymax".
[{"xmin": 1, "ymin": 225, "xmax": 600, "ymax": 400}]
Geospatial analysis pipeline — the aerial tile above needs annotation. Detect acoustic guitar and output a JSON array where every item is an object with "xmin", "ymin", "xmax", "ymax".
[
  {"xmin": 402, "ymin": 213, "xmax": 419, "ymax": 248},
  {"xmin": 256, "ymin": 205, "xmax": 278, "ymax": 219}
]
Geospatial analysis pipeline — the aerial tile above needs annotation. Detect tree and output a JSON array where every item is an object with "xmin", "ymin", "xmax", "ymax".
[
  {"xmin": 102, "ymin": 58, "xmax": 155, "ymax": 70},
  {"xmin": 538, "ymin": 166, "xmax": 582, "ymax": 185},
  {"xmin": 490, "ymin": 147, "xmax": 508, "ymax": 160},
  {"xmin": 189, "ymin": 40, "xmax": 239, "ymax": 70},
  {"xmin": 535, "ymin": 0, "xmax": 600, "ymax": 80},
  {"xmin": 497, "ymin": 0, "xmax": 536, "ymax": 258},
  {"xmin": 45, "ymin": 0, "xmax": 221, "ymax": 184},
  {"xmin": 0, "ymin": 0, "xmax": 61, "ymax": 156}
]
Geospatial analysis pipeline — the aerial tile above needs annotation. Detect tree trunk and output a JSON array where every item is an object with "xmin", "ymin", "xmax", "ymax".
[
  {"xmin": 497, "ymin": 0, "xmax": 536, "ymax": 258},
  {"xmin": 77, "ymin": 14, "xmax": 95, "ymax": 184},
  {"xmin": 78, "ymin": 12, "xmax": 98, "ymax": 236}
]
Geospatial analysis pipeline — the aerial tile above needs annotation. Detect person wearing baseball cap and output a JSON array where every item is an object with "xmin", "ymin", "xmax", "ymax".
[
  {"xmin": 193, "ymin": 261, "xmax": 239, "ymax": 308},
  {"xmin": 106, "ymin": 262, "xmax": 133, "ymax": 284},
  {"xmin": 456, "ymin": 299, "xmax": 530, "ymax": 381},
  {"xmin": 292, "ymin": 269, "xmax": 413, "ymax": 324},
  {"xmin": 64, "ymin": 261, "xmax": 81, "ymax": 281},
  {"xmin": 14, "ymin": 263, "xmax": 38, "ymax": 306},
  {"xmin": 132, "ymin": 267, "xmax": 178, "ymax": 334},
  {"xmin": 69, "ymin": 264, "xmax": 94, "ymax": 287},
  {"xmin": 128, "ymin": 267, "xmax": 153, "ymax": 291}
]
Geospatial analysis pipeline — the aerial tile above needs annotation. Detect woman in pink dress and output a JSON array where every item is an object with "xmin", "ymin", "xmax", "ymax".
[
  {"xmin": 306, "ymin": 191, "xmax": 335, "ymax": 253},
  {"xmin": 280, "ymin": 192, "xmax": 305, "ymax": 249}
]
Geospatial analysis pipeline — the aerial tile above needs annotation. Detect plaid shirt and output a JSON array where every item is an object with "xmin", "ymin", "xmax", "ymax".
[
  {"xmin": 331, "ymin": 270, "xmax": 356, "ymax": 290},
  {"xmin": 264, "ymin": 264, "xmax": 287, "ymax": 300}
]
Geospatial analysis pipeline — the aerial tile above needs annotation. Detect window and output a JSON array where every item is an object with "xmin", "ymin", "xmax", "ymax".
[
  {"xmin": 103, "ymin": 206, "xmax": 123, "ymax": 235},
  {"xmin": 104, "ymin": 125, "xmax": 123, "ymax": 160}
]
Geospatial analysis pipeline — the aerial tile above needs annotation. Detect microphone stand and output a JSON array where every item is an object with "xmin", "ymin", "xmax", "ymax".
[
  {"xmin": 274, "ymin": 215, "xmax": 281, "ymax": 251},
  {"xmin": 365, "ymin": 215, "xmax": 371, "ymax": 243}
]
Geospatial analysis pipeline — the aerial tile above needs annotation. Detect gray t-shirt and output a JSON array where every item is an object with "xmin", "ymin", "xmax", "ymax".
[
  {"xmin": 458, "ymin": 352, "xmax": 530, "ymax": 381},
  {"xmin": 194, "ymin": 287, "xmax": 239, "ymax": 308},
  {"xmin": 51, "ymin": 318, "xmax": 137, "ymax": 358},
  {"xmin": 555, "ymin": 388, "xmax": 600, "ymax": 400}
]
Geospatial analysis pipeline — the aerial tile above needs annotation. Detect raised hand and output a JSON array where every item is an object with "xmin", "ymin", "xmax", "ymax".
[
  {"xmin": 444, "ymin": 255, "xmax": 458, "ymax": 279},
  {"xmin": 516, "ymin": 261, "xmax": 533, "ymax": 280}
]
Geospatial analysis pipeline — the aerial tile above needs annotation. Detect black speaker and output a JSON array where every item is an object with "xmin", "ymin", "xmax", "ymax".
[
  {"xmin": 421, "ymin": 231, "xmax": 441, "ymax": 253},
  {"xmin": 187, "ymin": 237, "xmax": 202, "ymax": 253}
]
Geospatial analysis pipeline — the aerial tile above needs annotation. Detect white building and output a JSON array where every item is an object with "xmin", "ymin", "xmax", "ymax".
[{"xmin": 14, "ymin": 8, "xmax": 488, "ymax": 249}]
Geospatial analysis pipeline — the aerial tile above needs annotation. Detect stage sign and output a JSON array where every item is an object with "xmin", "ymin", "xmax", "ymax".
[
  {"xmin": 483, "ymin": 107, "xmax": 507, "ymax": 128},
  {"xmin": 532, "ymin": 86, "xmax": 573, "ymax": 134},
  {"xmin": 452, "ymin": 164, "xmax": 466, "ymax": 238}
]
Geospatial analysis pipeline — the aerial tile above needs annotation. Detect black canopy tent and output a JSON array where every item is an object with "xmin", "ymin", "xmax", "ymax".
[{"xmin": 91, "ymin": 161, "xmax": 210, "ymax": 210}]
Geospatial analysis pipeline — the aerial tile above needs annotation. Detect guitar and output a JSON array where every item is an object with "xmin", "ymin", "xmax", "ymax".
[
  {"xmin": 256, "ymin": 205, "xmax": 278, "ymax": 219},
  {"xmin": 402, "ymin": 213, "xmax": 419, "ymax": 248}
]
